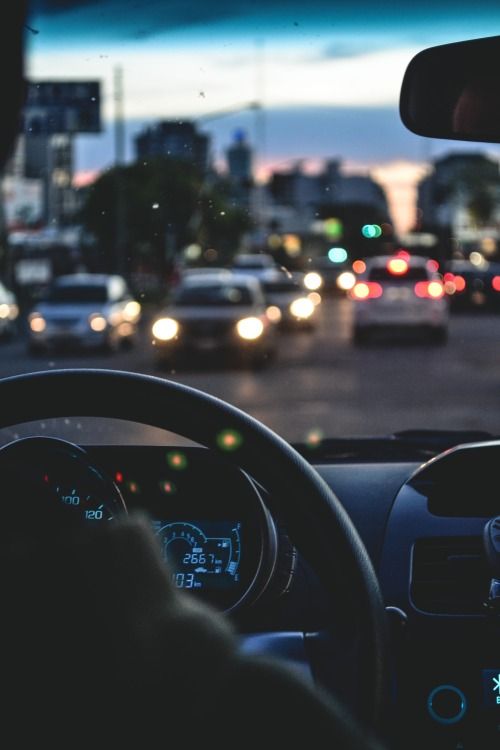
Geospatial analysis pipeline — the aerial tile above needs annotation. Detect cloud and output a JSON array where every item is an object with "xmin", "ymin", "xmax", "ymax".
[{"xmin": 320, "ymin": 40, "xmax": 387, "ymax": 60}]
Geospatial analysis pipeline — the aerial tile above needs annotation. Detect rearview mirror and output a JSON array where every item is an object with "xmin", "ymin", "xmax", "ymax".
[{"xmin": 400, "ymin": 35, "xmax": 500, "ymax": 143}]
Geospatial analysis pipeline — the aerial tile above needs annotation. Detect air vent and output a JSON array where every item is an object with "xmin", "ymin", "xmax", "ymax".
[{"xmin": 411, "ymin": 537, "xmax": 490, "ymax": 615}]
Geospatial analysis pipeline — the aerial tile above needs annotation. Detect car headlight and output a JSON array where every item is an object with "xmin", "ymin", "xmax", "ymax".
[
  {"xmin": 28, "ymin": 313, "xmax": 46, "ymax": 333},
  {"xmin": 266, "ymin": 305, "xmax": 282, "ymax": 323},
  {"xmin": 0, "ymin": 303, "xmax": 9, "ymax": 319},
  {"xmin": 152, "ymin": 317, "xmax": 179, "ymax": 341},
  {"xmin": 123, "ymin": 300, "xmax": 141, "ymax": 322},
  {"xmin": 89, "ymin": 313, "xmax": 108, "ymax": 332},
  {"xmin": 336, "ymin": 271, "xmax": 356, "ymax": 291},
  {"xmin": 8, "ymin": 303, "xmax": 19, "ymax": 320},
  {"xmin": 289, "ymin": 297, "xmax": 315, "ymax": 319},
  {"xmin": 304, "ymin": 271, "xmax": 323, "ymax": 291},
  {"xmin": 236, "ymin": 316, "xmax": 264, "ymax": 340}
]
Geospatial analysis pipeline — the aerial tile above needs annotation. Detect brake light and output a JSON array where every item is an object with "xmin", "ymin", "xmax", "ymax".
[
  {"xmin": 453, "ymin": 275, "xmax": 466, "ymax": 292},
  {"xmin": 395, "ymin": 249, "xmax": 410, "ymax": 261},
  {"xmin": 426, "ymin": 259, "xmax": 439, "ymax": 272},
  {"xmin": 351, "ymin": 281, "xmax": 383, "ymax": 300},
  {"xmin": 492, "ymin": 276, "xmax": 500, "ymax": 292},
  {"xmin": 387, "ymin": 257, "xmax": 408, "ymax": 275},
  {"xmin": 414, "ymin": 280, "xmax": 444, "ymax": 299}
]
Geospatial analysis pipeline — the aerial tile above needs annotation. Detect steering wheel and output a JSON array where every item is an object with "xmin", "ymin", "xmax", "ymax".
[{"xmin": 0, "ymin": 368, "xmax": 387, "ymax": 727}]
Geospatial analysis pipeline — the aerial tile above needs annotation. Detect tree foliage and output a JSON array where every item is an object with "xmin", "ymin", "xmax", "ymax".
[{"xmin": 80, "ymin": 158, "xmax": 251, "ymax": 273}]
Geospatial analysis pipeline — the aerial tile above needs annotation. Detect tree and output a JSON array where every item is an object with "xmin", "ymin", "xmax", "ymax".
[{"xmin": 80, "ymin": 157, "xmax": 251, "ymax": 275}]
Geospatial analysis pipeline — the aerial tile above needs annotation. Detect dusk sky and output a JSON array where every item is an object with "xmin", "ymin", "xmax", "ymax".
[{"xmin": 25, "ymin": 1, "xmax": 500, "ymax": 231}]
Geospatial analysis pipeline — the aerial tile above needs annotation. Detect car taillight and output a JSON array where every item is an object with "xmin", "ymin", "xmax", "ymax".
[
  {"xmin": 414, "ymin": 280, "xmax": 444, "ymax": 299},
  {"xmin": 492, "ymin": 276, "xmax": 500, "ymax": 292},
  {"xmin": 453, "ymin": 274, "xmax": 466, "ymax": 292},
  {"xmin": 350, "ymin": 281, "xmax": 383, "ymax": 300}
]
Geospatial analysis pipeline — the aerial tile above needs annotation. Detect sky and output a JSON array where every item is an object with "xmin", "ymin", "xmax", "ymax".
[{"xmin": 24, "ymin": 1, "xmax": 500, "ymax": 232}]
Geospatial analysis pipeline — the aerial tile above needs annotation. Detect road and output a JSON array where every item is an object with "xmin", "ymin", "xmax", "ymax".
[{"xmin": 1, "ymin": 298, "xmax": 500, "ymax": 445}]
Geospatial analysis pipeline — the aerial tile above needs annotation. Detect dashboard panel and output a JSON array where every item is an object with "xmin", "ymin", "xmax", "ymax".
[{"xmin": 3, "ymin": 436, "xmax": 500, "ymax": 749}]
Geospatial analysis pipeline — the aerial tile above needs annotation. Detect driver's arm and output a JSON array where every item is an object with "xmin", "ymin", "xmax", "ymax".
[{"xmin": 0, "ymin": 509, "xmax": 383, "ymax": 748}]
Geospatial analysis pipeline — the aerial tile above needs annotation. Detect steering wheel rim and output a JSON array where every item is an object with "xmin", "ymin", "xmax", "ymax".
[{"xmin": 0, "ymin": 368, "xmax": 387, "ymax": 726}]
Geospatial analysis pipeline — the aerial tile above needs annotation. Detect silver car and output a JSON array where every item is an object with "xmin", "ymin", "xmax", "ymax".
[
  {"xmin": 27, "ymin": 273, "xmax": 141, "ymax": 353},
  {"xmin": 0, "ymin": 280, "xmax": 19, "ymax": 338}
]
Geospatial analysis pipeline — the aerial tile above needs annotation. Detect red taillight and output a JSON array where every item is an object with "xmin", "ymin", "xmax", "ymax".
[
  {"xmin": 492, "ymin": 276, "xmax": 500, "ymax": 292},
  {"xmin": 395, "ymin": 249, "xmax": 410, "ymax": 261},
  {"xmin": 414, "ymin": 280, "xmax": 444, "ymax": 299},
  {"xmin": 351, "ymin": 281, "xmax": 383, "ymax": 300},
  {"xmin": 453, "ymin": 275, "xmax": 466, "ymax": 292},
  {"xmin": 426, "ymin": 259, "xmax": 439, "ymax": 272}
]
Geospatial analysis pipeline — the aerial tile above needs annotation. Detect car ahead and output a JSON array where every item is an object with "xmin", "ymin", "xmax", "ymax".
[
  {"xmin": 151, "ymin": 272, "xmax": 277, "ymax": 368},
  {"xmin": 444, "ymin": 259, "xmax": 500, "ymax": 311},
  {"xmin": 350, "ymin": 254, "xmax": 449, "ymax": 344},
  {"xmin": 259, "ymin": 269, "xmax": 320, "ymax": 329},
  {"xmin": 231, "ymin": 253, "xmax": 278, "ymax": 278},
  {"xmin": 0, "ymin": 280, "xmax": 19, "ymax": 338},
  {"xmin": 27, "ymin": 274, "xmax": 141, "ymax": 353}
]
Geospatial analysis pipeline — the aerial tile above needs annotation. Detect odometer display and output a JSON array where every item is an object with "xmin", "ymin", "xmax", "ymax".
[{"xmin": 153, "ymin": 520, "xmax": 242, "ymax": 592}]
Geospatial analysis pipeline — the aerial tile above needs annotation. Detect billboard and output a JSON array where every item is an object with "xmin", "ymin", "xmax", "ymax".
[{"xmin": 21, "ymin": 81, "xmax": 101, "ymax": 135}]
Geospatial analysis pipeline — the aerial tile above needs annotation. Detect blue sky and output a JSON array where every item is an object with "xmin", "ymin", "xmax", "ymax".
[{"xmin": 25, "ymin": 2, "xmax": 500, "ymax": 186}]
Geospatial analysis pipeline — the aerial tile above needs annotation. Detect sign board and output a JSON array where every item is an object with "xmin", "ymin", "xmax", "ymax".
[{"xmin": 22, "ymin": 81, "xmax": 101, "ymax": 135}]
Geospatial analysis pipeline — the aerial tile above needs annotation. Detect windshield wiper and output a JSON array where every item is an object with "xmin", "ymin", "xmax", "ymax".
[{"xmin": 292, "ymin": 429, "xmax": 495, "ymax": 463}]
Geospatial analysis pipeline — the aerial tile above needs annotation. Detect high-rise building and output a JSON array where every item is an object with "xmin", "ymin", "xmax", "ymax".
[
  {"xmin": 135, "ymin": 120, "xmax": 210, "ymax": 172},
  {"xmin": 227, "ymin": 129, "xmax": 253, "ymax": 182}
]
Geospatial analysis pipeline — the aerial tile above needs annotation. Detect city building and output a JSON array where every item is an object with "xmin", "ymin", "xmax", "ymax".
[
  {"xmin": 417, "ymin": 152, "xmax": 500, "ymax": 236},
  {"xmin": 3, "ymin": 133, "xmax": 76, "ymax": 227},
  {"xmin": 135, "ymin": 120, "xmax": 210, "ymax": 172},
  {"xmin": 225, "ymin": 129, "xmax": 253, "ymax": 207}
]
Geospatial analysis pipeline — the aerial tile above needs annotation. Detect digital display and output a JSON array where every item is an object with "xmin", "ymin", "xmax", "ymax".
[
  {"xmin": 152, "ymin": 520, "xmax": 242, "ymax": 592},
  {"xmin": 482, "ymin": 669, "xmax": 500, "ymax": 708}
]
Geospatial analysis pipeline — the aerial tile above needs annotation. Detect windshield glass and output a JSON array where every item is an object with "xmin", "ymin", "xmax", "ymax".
[
  {"xmin": 368, "ymin": 268, "xmax": 429, "ymax": 282},
  {"xmin": 46, "ymin": 285, "xmax": 108, "ymax": 303},
  {"xmin": 174, "ymin": 285, "xmax": 254, "ymax": 306},
  {"xmin": 262, "ymin": 280, "xmax": 300, "ymax": 292},
  {"xmin": 3, "ymin": 1, "xmax": 500, "ymax": 443}
]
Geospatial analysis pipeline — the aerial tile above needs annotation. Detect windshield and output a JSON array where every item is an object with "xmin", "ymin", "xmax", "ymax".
[
  {"xmin": 3, "ymin": 1, "xmax": 500, "ymax": 444},
  {"xmin": 262, "ymin": 280, "xmax": 300, "ymax": 293},
  {"xmin": 45, "ymin": 285, "xmax": 108, "ymax": 303},
  {"xmin": 174, "ymin": 285, "xmax": 254, "ymax": 306},
  {"xmin": 368, "ymin": 268, "xmax": 429, "ymax": 282}
]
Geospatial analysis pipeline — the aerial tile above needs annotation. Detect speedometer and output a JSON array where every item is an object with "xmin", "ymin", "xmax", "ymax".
[
  {"xmin": 0, "ymin": 436, "xmax": 126, "ymax": 527},
  {"xmin": 154, "ymin": 520, "xmax": 242, "ymax": 592}
]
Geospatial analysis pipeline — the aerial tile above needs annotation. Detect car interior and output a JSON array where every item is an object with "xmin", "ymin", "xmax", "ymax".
[{"xmin": 2, "ymin": 3, "xmax": 500, "ymax": 749}]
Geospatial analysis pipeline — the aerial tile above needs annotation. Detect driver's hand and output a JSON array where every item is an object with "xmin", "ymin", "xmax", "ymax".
[{"xmin": 0, "ymin": 500, "xmax": 384, "ymax": 749}]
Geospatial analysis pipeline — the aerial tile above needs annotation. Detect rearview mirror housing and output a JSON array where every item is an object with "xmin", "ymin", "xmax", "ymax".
[{"xmin": 400, "ymin": 35, "xmax": 500, "ymax": 144}]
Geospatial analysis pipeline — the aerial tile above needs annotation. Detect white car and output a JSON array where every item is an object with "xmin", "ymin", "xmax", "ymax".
[
  {"xmin": 350, "ymin": 255, "xmax": 449, "ymax": 344},
  {"xmin": 0, "ymin": 280, "xmax": 19, "ymax": 338},
  {"xmin": 27, "ymin": 274, "xmax": 141, "ymax": 353}
]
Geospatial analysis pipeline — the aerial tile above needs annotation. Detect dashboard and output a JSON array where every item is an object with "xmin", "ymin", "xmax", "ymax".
[{"xmin": 2, "ymin": 436, "xmax": 500, "ymax": 749}]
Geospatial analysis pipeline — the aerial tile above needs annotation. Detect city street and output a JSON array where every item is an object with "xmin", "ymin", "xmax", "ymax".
[{"xmin": 1, "ymin": 297, "xmax": 500, "ymax": 444}]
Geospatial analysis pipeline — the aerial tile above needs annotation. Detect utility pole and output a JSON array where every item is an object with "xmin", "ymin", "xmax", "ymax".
[
  {"xmin": 114, "ymin": 66, "xmax": 125, "ymax": 166},
  {"xmin": 113, "ymin": 65, "xmax": 126, "ymax": 274}
]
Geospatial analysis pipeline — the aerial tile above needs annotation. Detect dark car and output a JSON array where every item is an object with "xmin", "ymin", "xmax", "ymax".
[
  {"xmin": 151, "ymin": 272, "xmax": 277, "ymax": 368},
  {"xmin": 445, "ymin": 259, "xmax": 500, "ymax": 311},
  {"xmin": 260, "ymin": 269, "xmax": 320, "ymax": 329}
]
